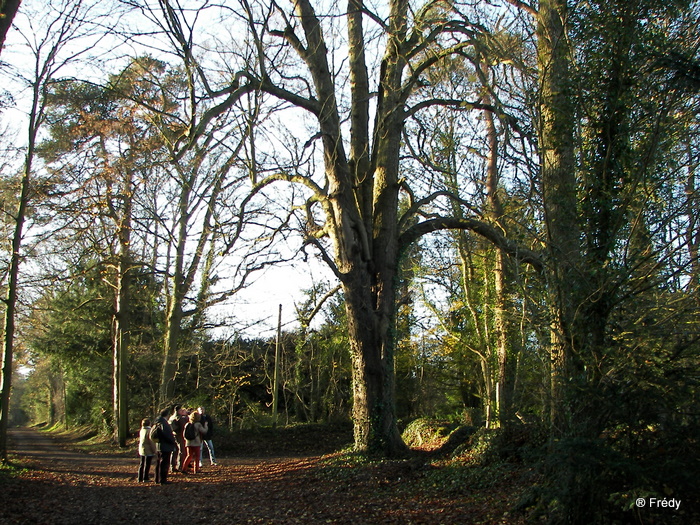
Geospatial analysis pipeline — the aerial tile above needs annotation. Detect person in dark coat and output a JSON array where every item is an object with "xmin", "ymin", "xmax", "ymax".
[
  {"xmin": 168, "ymin": 405, "xmax": 188, "ymax": 472},
  {"xmin": 153, "ymin": 408, "xmax": 177, "ymax": 485},
  {"xmin": 197, "ymin": 406, "xmax": 217, "ymax": 466}
]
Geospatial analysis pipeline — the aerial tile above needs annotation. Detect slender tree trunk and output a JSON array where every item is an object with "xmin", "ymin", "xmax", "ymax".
[
  {"xmin": 483, "ymin": 96, "xmax": 517, "ymax": 428},
  {"xmin": 159, "ymin": 157, "xmax": 224, "ymax": 405},
  {"xmin": 160, "ymin": 171, "xmax": 192, "ymax": 405},
  {"xmin": 0, "ymin": 75, "xmax": 38, "ymax": 461},
  {"xmin": 455, "ymin": 237, "xmax": 494, "ymax": 427},
  {"xmin": 47, "ymin": 382, "xmax": 55, "ymax": 426},
  {"xmin": 444, "ymin": 102, "xmax": 505, "ymax": 428},
  {"xmin": 536, "ymin": 0, "xmax": 581, "ymax": 435},
  {"xmin": 112, "ymin": 176, "xmax": 132, "ymax": 447},
  {"xmin": 161, "ymin": 296, "xmax": 183, "ymax": 404},
  {"xmin": 113, "ymin": 281, "xmax": 130, "ymax": 446},
  {"xmin": 685, "ymin": 140, "xmax": 700, "ymax": 295},
  {"xmin": 0, "ymin": 161, "xmax": 30, "ymax": 462}
]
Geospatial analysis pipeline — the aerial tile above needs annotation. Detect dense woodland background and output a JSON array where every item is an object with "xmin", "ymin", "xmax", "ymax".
[{"xmin": 0, "ymin": 0, "xmax": 699, "ymax": 523}]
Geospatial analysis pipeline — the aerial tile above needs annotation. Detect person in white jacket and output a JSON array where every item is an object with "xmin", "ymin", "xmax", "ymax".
[{"xmin": 137, "ymin": 418, "xmax": 157, "ymax": 482}]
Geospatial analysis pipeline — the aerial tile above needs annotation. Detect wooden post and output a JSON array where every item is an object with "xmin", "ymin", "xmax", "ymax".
[{"xmin": 272, "ymin": 304, "xmax": 282, "ymax": 427}]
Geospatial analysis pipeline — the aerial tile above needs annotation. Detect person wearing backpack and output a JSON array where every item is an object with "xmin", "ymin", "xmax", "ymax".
[
  {"xmin": 153, "ymin": 408, "xmax": 177, "ymax": 485},
  {"xmin": 180, "ymin": 411, "xmax": 208, "ymax": 475}
]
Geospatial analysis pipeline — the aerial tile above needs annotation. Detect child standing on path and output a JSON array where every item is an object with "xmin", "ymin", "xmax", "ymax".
[{"xmin": 137, "ymin": 418, "xmax": 157, "ymax": 482}]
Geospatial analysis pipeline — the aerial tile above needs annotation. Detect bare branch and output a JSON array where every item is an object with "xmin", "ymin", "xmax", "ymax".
[
  {"xmin": 504, "ymin": 0, "xmax": 537, "ymax": 17},
  {"xmin": 296, "ymin": 283, "xmax": 342, "ymax": 327},
  {"xmin": 405, "ymin": 97, "xmax": 520, "ymax": 132},
  {"xmin": 399, "ymin": 216, "xmax": 543, "ymax": 272}
]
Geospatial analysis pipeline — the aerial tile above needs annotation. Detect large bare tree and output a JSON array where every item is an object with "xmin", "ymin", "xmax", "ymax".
[{"xmin": 235, "ymin": 0, "xmax": 541, "ymax": 454}]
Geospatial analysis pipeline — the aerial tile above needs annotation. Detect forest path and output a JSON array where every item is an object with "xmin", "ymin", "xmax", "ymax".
[
  {"xmin": 9, "ymin": 427, "xmax": 135, "ymax": 477},
  {"xmin": 3, "ymin": 427, "xmax": 351, "ymax": 524},
  {"xmin": 8, "ymin": 426, "xmax": 270, "ymax": 475},
  {"xmin": 3, "ymin": 427, "xmax": 519, "ymax": 524}
]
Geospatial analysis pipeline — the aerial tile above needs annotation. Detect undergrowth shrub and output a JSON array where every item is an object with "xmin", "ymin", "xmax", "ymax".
[
  {"xmin": 422, "ymin": 458, "xmax": 518, "ymax": 495},
  {"xmin": 419, "ymin": 424, "xmax": 542, "ymax": 498},
  {"xmin": 516, "ymin": 426, "xmax": 699, "ymax": 525},
  {"xmin": 401, "ymin": 418, "xmax": 457, "ymax": 448},
  {"xmin": 451, "ymin": 424, "xmax": 546, "ymax": 464}
]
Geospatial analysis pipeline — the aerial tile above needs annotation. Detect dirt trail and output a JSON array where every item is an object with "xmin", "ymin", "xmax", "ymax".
[
  {"xmin": 2, "ymin": 428, "xmax": 408, "ymax": 524},
  {"xmin": 2, "ymin": 427, "xmax": 516, "ymax": 524},
  {"xmin": 9, "ymin": 427, "xmax": 134, "ymax": 476},
  {"xmin": 3, "ymin": 428, "xmax": 349, "ymax": 524}
]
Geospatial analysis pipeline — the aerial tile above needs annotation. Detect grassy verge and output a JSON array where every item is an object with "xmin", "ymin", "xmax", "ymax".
[
  {"xmin": 19, "ymin": 421, "xmax": 355, "ymax": 458},
  {"xmin": 0, "ymin": 455, "xmax": 30, "ymax": 484}
]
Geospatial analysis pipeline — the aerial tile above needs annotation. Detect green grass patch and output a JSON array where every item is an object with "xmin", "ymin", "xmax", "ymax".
[{"xmin": 0, "ymin": 457, "xmax": 31, "ymax": 485}]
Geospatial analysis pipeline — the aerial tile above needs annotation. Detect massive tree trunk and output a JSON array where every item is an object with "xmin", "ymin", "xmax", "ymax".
[
  {"xmin": 0, "ymin": 0, "xmax": 21, "ymax": 52},
  {"xmin": 258, "ymin": 0, "xmax": 546, "ymax": 453},
  {"xmin": 361, "ymin": 0, "xmax": 408, "ymax": 455},
  {"xmin": 342, "ymin": 0, "xmax": 409, "ymax": 454}
]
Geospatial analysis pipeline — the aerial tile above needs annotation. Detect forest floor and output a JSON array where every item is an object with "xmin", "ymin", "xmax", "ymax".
[{"xmin": 1, "ymin": 426, "xmax": 529, "ymax": 524}]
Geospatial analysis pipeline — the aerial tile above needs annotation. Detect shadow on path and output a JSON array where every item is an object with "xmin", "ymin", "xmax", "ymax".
[
  {"xmin": 1, "ymin": 427, "xmax": 497, "ymax": 524},
  {"xmin": 8, "ymin": 427, "xmax": 133, "ymax": 478}
]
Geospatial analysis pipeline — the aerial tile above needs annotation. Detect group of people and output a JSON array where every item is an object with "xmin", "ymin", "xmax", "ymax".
[{"xmin": 137, "ymin": 405, "xmax": 217, "ymax": 484}]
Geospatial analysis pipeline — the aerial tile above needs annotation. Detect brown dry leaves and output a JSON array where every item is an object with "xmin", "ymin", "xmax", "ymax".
[{"xmin": 2, "ymin": 428, "xmax": 523, "ymax": 524}]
